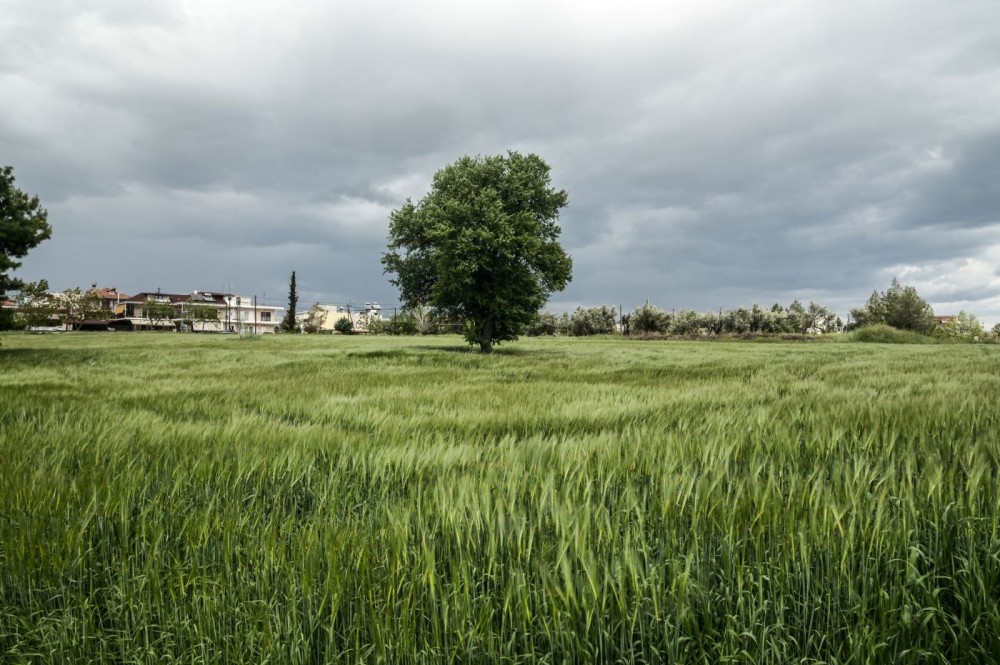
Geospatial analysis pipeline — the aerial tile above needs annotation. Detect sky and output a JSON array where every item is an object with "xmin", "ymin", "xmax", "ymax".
[{"xmin": 2, "ymin": 0, "xmax": 999, "ymax": 325}]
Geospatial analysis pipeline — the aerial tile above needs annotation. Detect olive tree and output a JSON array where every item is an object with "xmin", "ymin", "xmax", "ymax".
[
  {"xmin": 629, "ymin": 304, "xmax": 671, "ymax": 334},
  {"xmin": 569, "ymin": 305, "xmax": 617, "ymax": 336},
  {"xmin": 383, "ymin": 151, "xmax": 572, "ymax": 353},
  {"xmin": 525, "ymin": 312, "xmax": 560, "ymax": 336},
  {"xmin": 14, "ymin": 279, "xmax": 57, "ymax": 328}
]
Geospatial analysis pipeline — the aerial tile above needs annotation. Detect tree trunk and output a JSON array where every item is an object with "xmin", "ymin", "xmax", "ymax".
[{"xmin": 479, "ymin": 317, "xmax": 494, "ymax": 354}]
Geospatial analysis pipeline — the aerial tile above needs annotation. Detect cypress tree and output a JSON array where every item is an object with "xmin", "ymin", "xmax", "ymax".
[{"xmin": 280, "ymin": 271, "xmax": 300, "ymax": 333}]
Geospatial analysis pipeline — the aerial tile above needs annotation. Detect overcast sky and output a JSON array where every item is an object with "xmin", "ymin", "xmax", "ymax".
[{"xmin": 3, "ymin": 0, "xmax": 999, "ymax": 324}]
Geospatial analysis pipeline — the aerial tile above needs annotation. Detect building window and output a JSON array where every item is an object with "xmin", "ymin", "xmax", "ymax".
[{"xmin": 261, "ymin": 311, "xmax": 272, "ymax": 322}]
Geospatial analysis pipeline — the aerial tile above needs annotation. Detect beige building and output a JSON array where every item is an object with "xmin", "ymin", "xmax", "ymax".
[{"xmin": 297, "ymin": 303, "xmax": 384, "ymax": 333}]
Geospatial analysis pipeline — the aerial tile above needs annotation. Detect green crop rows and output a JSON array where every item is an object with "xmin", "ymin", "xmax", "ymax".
[{"xmin": 2, "ymin": 333, "xmax": 999, "ymax": 663}]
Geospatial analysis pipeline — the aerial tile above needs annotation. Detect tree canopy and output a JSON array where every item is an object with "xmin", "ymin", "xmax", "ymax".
[
  {"xmin": 849, "ymin": 278, "xmax": 935, "ymax": 333},
  {"xmin": 1, "ymin": 165, "xmax": 52, "ymax": 300},
  {"xmin": 382, "ymin": 151, "xmax": 572, "ymax": 353}
]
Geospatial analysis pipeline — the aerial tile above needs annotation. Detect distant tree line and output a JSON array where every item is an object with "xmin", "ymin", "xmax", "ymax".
[
  {"xmin": 359, "ymin": 278, "xmax": 996, "ymax": 342},
  {"xmin": 522, "ymin": 279, "xmax": 996, "ymax": 342},
  {"xmin": 525, "ymin": 301, "xmax": 841, "ymax": 337}
]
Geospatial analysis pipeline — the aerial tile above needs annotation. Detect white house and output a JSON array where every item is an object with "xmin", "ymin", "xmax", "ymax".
[
  {"xmin": 111, "ymin": 290, "xmax": 282, "ymax": 333},
  {"xmin": 220, "ymin": 294, "xmax": 281, "ymax": 334}
]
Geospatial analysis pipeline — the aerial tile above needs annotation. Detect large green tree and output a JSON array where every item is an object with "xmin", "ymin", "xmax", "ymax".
[
  {"xmin": 383, "ymin": 151, "xmax": 572, "ymax": 353},
  {"xmin": 1, "ymin": 166, "xmax": 52, "ymax": 328}
]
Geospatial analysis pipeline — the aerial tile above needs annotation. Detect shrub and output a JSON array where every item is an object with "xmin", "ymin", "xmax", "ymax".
[
  {"xmin": 852, "ymin": 324, "xmax": 928, "ymax": 344},
  {"xmin": 364, "ymin": 315, "xmax": 389, "ymax": 335},
  {"xmin": 334, "ymin": 317, "xmax": 355, "ymax": 335}
]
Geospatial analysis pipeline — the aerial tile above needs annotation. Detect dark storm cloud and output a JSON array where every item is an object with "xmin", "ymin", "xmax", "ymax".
[{"xmin": 2, "ymin": 0, "xmax": 999, "ymax": 323}]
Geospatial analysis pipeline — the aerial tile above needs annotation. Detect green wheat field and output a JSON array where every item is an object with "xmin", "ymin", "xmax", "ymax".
[{"xmin": 2, "ymin": 332, "xmax": 999, "ymax": 664}]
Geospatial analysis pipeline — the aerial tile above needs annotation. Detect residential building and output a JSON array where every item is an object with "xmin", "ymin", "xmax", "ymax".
[
  {"xmin": 220, "ymin": 294, "xmax": 281, "ymax": 334},
  {"xmin": 110, "ymin": 290, "xmax": 282, "ymax": 333},
  {"xmin": 90, "ymin": 286, "xmax": 130, "ymax": 312}
]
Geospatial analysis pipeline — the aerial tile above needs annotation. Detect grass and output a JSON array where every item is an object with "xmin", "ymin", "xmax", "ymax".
[{"xmin": 2, "ymin": 332, "xmax": 1000, "ymax": 663}]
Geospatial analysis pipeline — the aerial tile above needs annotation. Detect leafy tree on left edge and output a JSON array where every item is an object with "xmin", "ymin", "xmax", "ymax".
[
  {"xmin": 1, "ymin": 166, "xmax": 52, "ymax": 296},
  {"xmin": 1, "ymin": 166, "xmax": 52, "ymax": 332}
]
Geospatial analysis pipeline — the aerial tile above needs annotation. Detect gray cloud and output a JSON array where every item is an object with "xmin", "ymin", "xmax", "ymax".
[{"xmin": 2, "ymin": 0, "xmax": 999, "ymax": 325}]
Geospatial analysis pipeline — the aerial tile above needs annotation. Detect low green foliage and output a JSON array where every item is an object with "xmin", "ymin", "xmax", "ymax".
[
  {"xmin": 2, "ymin": 333, "xmax": 999, "ymax": 663},
  {"xmin": 852, "ymin": 323, "xmax": 931, "ymax": 344}
]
